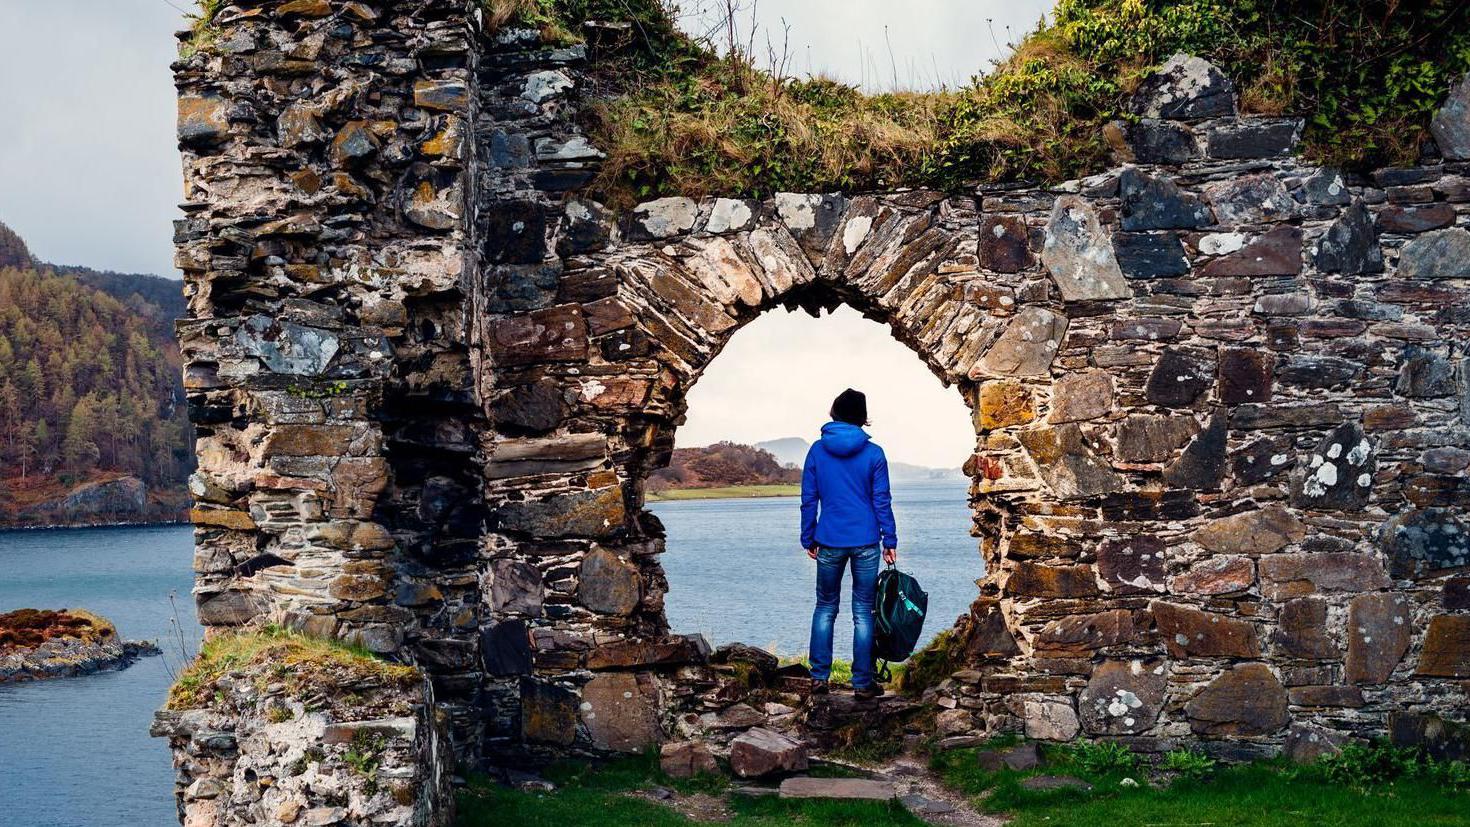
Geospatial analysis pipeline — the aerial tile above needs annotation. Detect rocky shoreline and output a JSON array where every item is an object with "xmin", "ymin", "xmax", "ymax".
[{"xmin": 0, "ymin": 609, "xmax": 161, "ymax": 684}]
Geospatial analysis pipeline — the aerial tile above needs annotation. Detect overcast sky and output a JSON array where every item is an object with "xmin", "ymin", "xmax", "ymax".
[{"xmin": 0, "ymin": 0, "xmax": 1051, "ymax": 467}]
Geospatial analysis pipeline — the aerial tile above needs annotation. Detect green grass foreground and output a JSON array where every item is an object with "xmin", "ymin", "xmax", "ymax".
[
  {"xmin": 647, "ymin": 484, "xmax": 800, "ymax": 501},
  {"xmin": 931, "ymin": 740, "xmax": 1470, "ymax": 827},
  {"xmin": 456, "ymin": 753, "xmax": 922, "ymax": 826}
]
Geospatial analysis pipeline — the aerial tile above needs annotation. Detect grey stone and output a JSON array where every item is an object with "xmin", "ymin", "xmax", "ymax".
[
  {"xmin": 1430, "ymin": 73, "xmax": 1470, "ymax": 160},
  {"xmin": 1380, "ymin": 507, "xmax": 1470, "ymax": 578},
  {"xmin": 1163, "ymin": 411, "xmax": 1228, "ymax": 491},
  {"xmin": 1396, "ymin": 349, "xmax": 1457, "ymax": 398},
  {"xmin": 1117, "ymin": 118, "xmax": 1196, "ymax": 164},
  {"xmin": 1398, "ymin": 228, "xmax": 1470, "ymax": 279},
  {"xmin": 1079, "ymin": 659, "xmax": 1167, "ymax": 735},
  {"xmin": 779, "ymin": 777, "xmax": 895, "ymax": 800},
  {"xmin": 1131, "ymin": 54, "xmax": 1236, "ymax": 120},
  {"xmin": 1290, "ymin": 422, "xmax": 1375, "ymax": 512},
  {"xmin": 974, "ymin": 307, "xmax": 1068, "ymax": 377},
  {"xmin": 1023, "ymin": 698, "xmax": 1080, "ymax": 741},
  {"xmin": 627, "ymin": 197, "xmax": 698, "ymax": 240},
  {"xmin": 1049, "ymin": 370, "xmax": 1114, "ymax": 423},
  {"xmin": 1116, "ymin": 414, "xmax": 1200, "ymax": 463},
  {"xmin": 1277, "ymin": 356, "xmax": 1363, "ymax": 389},
  {"xmin": 1205, "ymin": 118, "xmax": 1302, "ymax": 159},
  {"xmin": 1020, "ymin": 775, "xmax": 1092, "ymax": 791},
  {"xmin": 704, "ymin": 198, "xmax": 756, "ymax": 233},
  {"xmin": 1017, "ymin": 424, "xmax": 1123, "ymax": 499},
  {"xmin": 1205, "ymin": 174, "xmax": 1296, "ymax": 224},
  {"xmin": 1299, "ymin": 169, "xmax": 1353, "ymax": 206},
  {"xmin": 1042, "ymin": 196, "xmax": 1132, "ymax": 301},
  {"xmin": 1314, "ymin": 202, "xmax": 1383, "ymax": 274},
  {"xmin": 1253, "ymin": 292, "xmax": 1313, "ymax": 316},
  {"xmin": 522, "ymin": 69, "xmax": 572, "ymax": 103},
  {"xmin": 578, "ymin": 547, "xmax": 641, "ymax": 615},
  {"xmin": 490, "ymin": 560, "xmax": 544, "ymax": 616},
  {"xmin": 233, "ymin": 315, "xmax": 341, "ymax": 376},
  {"xmin": 1120, "ymin": 168, "xmax": 1213, "ymax": 230},
  {"xmin": 1112, "ymin": 232, "xmax": 1189, "ymax": 279},
  {"xmin": 1284, "ymin": 724, "xmax": 1348, "ymax": 764}
]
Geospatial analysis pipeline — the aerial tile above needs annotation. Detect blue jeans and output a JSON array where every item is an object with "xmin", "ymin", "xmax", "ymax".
[{"xmin": 808, "ymin": 544, "xmax": 880, "ymax": 689}]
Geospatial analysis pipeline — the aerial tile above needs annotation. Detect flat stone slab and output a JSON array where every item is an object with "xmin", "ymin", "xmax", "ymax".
[
  {"xmin": 778, "ymin": 777, "xmax": 896, "ymax": 801},
  {"xmin": 1019, "ymin": 775, "xmax": 1093, "ymax": 792}
]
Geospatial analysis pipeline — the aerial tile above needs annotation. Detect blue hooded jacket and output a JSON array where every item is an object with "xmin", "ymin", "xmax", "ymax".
[{"xmin": 800, "ymin": 421, "xmax": 898, "ymax": 551}]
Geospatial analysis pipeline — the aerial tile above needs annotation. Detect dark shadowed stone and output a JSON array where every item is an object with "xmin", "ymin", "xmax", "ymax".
[
  {"xmin": 1118, "ymin": 119, "xmax": 1196, "ymax": 164},
  {"xmin": 1205, "ymin": 174, "xmax": 1296, "ymax": 224},
  {"xmin": 1461, "ymin": 360, "xmax": 1470, "ymax": 426},
  {"xmin": 579, "ymin": 547, "xmax": 642, "ymax": 615},
  {"xmin": 1049, "ymin": 371, "xmax": 1113, "ymax": 423},
  {"xmin": 1331, "ymin": 299, "xmax": 1402, "ymax": 322},
  {"xmin": 973, "ymin": 307, "xmax": 1068, "ymax": 377},
  {"xmin": 1145, "ymin": 349, "xmax": 1215, "ymax": 407},
  {"xmin": 1299, "ymin": 169, "xmax": 1353, "ymax": 206},
  {"xmin": 1231, "ymin": 402, "xmax": 1344, "ymax": 430},
  {"xmin": 496, "ymin": 487, "xmax": 625, "ymax": 539},
  {"xmin": 1346, "ymin": 593, "xmax": 1413, "ymax": 685},
  {"xmin": 1186, "ymin": 663, "xmax": 1289, "ymax": 736},
  {"xmin": 1390, "ymin": 712, "xmax": 1470, "ymax": 761},
  {"xmin": 1277, "ymin": 356, "xmax": 1363, "ymax": 389},
  {"xmin": 1036, "ymin": 609, "xmax": 1135, "ymax": 652},
  {"xmin": 521, "ymin": 678, "xmax": 578, "ymax": 745},
  {"xmin": 1116, "ymin": 414, "xmax": 1200, "ymax": 463},
  {"xmin": 1016, "ymin": 424, "xmax": 1123, "ymax": 499},
  {"xmin": 979, "ymin": 215, "xmax": 1033, "ymax": 272},
  {"xmin": 1285, "ymin": 724, "xmax": 1349, "ymax": 763},
  {"xmin": 1289, "ymin": 685, "xmax": 1364, "ymax": 707},
  {"xmin": 1152, "ymin": 601, "xmax": 1261, "ymax": 658},
  {"xmin": 558, "ymin": 199, "xmax": 615, "ymax": 255},
  {"xmin": 1232, "ymin": 436, "xmax": 1296, "ymax": 484},
  {"xmin": 1260, "ymin": 553, "xmax": 1390, "ymax": 601},
  {"xmin": 1008, "ymin": 561, "xmax": 1099, "ymax": 598},
  {"xmin": 1313, "ymin": 202, "xmax": 1382, "ymax": 275},
  {"xmin": 1444, "ymin": 577, "xmax": 1470, "ymax": 611},
  {"xmin": 1042, "ymin": 197, "xmax": 1132, "ymax": 301},
  {"xmin": 1131, "ymin": 54, "xmax": 1236, "ymax": 119},
  {"xmin": 1120, "ymin": 168, "xmax": 1213, "ymax": 231},
  {"xmin": 492, "ymin": 379, "xmax": 567, "ymax": 434},
  {"xmin": 1199, "ymin": 226, "xmax": 1303, "ymax": 277},
  {"xmin": 1254, "ymin": 292, "xmax": 1313, "ymax": 316},
  {"xmin": 1274, "ymin": 598, "xmax": 1340, "ymax": 660},
  {"xmin": 1112, "ymin": 232, "xmax": 1190, "ymax": 279},
  {"xmin": 1378, "ymin": 203, "xmax": 1457, "ymax": 234},
  {"xmin": 481, "ymin": 620, "xmax": 533, "ymax": 676},
  {"xmin": 486, "ymin": 264, "xmax": 559, "ymax": 312},
  {"xmin": 1113, "ymin": 317, "xmax": 1183, "ymax": 341},
  {"xmin": 1398, "ymin": 228, "xmax": 1470, "ymax": 279},
  {"xmin": 1170, "ymin": 555, "xmax": 1254, "ymax": 596},
  {"xmin": 1020, "ymin": 775, "xmax": 1092, "ymax": 792},
  {"xmin": 1430, "ymin": 73, "xmax": 1470, "ymax": 160},
  {"xmin": 1395, "ymin": 349, "xmax": 1457, "ymax": 398},
  {"xmin": 581, "ymin": 672, "xmax": 662, "ymax": 752},
  {"xmin": 1219, "ymin": 349, "xmax": 1273, "ymax": 405},
  {"xmin": 964, "ymin": 598, "xmax": 1021, "ymax": 659},
  {"xmin": 1079, "ymin": 659, "xmax": 1168, "ymax": 735},
  {"xmin": 1290, "ymin": 422, "xmax": 1375, "ymax": 512},
  {"xmin": 1163, "ymin": 411, "xmax": 1228, "ymax": 491},
  {"xmin": 1204, "ymin": 118, "xmax": 1302, "ymax": 159},
  {"xmin": 1415, "ymin": 616, "xmax": 1470, "ymax": 678},
  {"xmin": 490, "ymin": 560, "xmax": 544, "ymax": 617},
  {"xmin": 486, "ymin": 304, "xmax": 588, "ymax": 366},
  {"xmin": 1097, "ymin": 536, "xmax": 1167, "ymax": 595}
]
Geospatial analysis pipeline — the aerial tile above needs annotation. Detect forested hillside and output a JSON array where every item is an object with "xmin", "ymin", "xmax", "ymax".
[
  {"xmin": 648, "ymin": 442, "xmax": 800, "ymax": 491},
  {"xmin": 0, "ymin": 223, "xmax": 191, "ymax": 524}
]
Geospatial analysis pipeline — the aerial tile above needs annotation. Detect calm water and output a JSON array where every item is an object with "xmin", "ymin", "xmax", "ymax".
[
  {"xmin": 0, "ymin": 483, "xmax": 976, "ymax": 824},
  {"xmin": 653, "ymin": 479, "xmax": 982, "ymax": 661},
  {"xmin": 0, "ymin": 525, "xmax": 198, "ymax": 827}
]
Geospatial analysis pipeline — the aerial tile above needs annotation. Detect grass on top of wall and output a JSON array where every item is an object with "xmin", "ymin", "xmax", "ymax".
[
  {"xmin": 166, "ymin": 625, "xmax": 417, "ymax": 711},
  {"xmin": 491, "ymin": 0, "xmax": 1470, "ymax": 208}
]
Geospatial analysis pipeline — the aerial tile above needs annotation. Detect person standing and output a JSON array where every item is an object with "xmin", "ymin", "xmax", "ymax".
[{"xmin": 801, "ymin": 388, "xmax": 898, "ymax": 699}]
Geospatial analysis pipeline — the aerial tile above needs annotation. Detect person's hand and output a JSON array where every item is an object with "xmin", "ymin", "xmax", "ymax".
[
  {"xmin": 883, "ymin": 548, "xmax": 897, "ymax": 565},
  {"xmin": 807, "ymin": 547, "xmax": 819, "ymax": 560}
]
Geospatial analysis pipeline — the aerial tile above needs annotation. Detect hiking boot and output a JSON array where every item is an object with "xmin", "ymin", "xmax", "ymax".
[
  {"xmin": 810, "ymin": 679, "xmax": 829, "ymax": 695},
  {"xmin": 854, "ymin": 685, "xmax": 884, "ymax": 700}
]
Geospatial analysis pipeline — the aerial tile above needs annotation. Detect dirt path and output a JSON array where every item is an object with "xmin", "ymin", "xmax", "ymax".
[{"xmin": 875, "ymin": 755, "xmax": 1006, "ymax": 827}]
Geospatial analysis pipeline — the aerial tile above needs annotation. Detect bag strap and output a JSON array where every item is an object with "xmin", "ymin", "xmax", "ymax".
[{"xmin": 876, "ymin": 659, "xmax": 892, "ymax": 684}]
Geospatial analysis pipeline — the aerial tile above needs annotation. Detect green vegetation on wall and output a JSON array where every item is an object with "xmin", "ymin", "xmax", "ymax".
[{"xmin": 497, "ymin": 0, "xmax": 1470, "ymax": 206}]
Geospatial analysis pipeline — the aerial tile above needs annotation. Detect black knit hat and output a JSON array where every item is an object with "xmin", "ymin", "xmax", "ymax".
[{"xmin": 830, "ymin": 388, "xmax": 869, "ymax": 426}]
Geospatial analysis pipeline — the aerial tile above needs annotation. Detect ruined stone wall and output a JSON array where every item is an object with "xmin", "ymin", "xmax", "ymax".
[{"xmin": 176, "ymin": 2, "xmax": 1470, "ymax": 781}]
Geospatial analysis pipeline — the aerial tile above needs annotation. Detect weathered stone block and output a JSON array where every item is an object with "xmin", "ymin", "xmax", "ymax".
[
  {"xmin": 661, "ymin": 741, "xmax": 720, "ymax": 778},
  {"xmin": 1345, "ymin": 593, "xmax": 1413, "ymax": 685},
  {"xmin": 979, "ymin": 215, "xmax": 1033, "ymax": 272},
  {"xmin": 1079, "ymin": 659, "xmax": 1167, "ymax": 735},
  {"xmin": 1016, "ymin": 425, "xmax": 1122, "ymax": 499},
  {"xmin": 1131, "ymin": 54, "xmax": 1236, "ymax": 119},
  {"xmin": 494, "ymin": 486, "xmax": 625, "ymax": 539},
  {"xmin": 1112, "ymin": 232, "xmax": 1190, "ymax": 279},
  {"xmin": 1116, "ymin": 414, "xmax": 1200, "ymax": 463},
  {"xmin": 1260, "ymin": 553, "xmax": 1390, "ymax": 600},
  {"xmin": 1290, "ymin": 422, "xmax": 1375, "ymax": 512},
  {"xmin": 1144, "ymin": 349, "xmax": 1215, "ymax": 407},
  {"xmin": 1162, "ymin": 411, "xmax": 1228, "ymax": 491},
  {"xmin": 1007, "ymin": 562, "xmax": 1099, "ymax": 598},
  {"xmin": 730, "ymin": 727, "xmax": 807, "ymax": 777},
  {"xmin": 521, "ymin": 679, "xmax": 578, "ymax": 746},
  {"xmin": 1049, "ymin": 371, "xmax": 1113, "ymax": 424},
  {"xmin": 1096, "ymin": 536, "xmax": 1167, "ymax": 595},
  {"xmin": 1042, "ymin": 196, "xmax": 1132, "ymax": 301},
  {"xmin": 976, "ymin": 381, "xmax": 1035, "ymax": 430},
  {"xmin": 581, "ymin": 672, "xmax": 662, "ymax": 752},
  {"xmin": 1120, "ymin": 168, "xmax": 1213, "ymax": 230},
  {"xmin": 1219, "ymin": 348, "xmax": 1274, "ymax": 405},
  {"xmin": 1171, "ymin": 555, "xmax": 1254, "ymax": 596},
  {"xmin": 1313, "ymin": 202, "xmax": 1382, "ymax": 275},
  {"xmin": 481, "ymin": 620, "xmax": 533, "ymax": 676},
  {"xmin": 578, "ymin": 547, "xmax": 642, "ymax": 615},
  {"xmin": 1415, "ymin": 615, "xmax": 1470, "ymax": 678},
  {"xmin": 1274, "ymin": 598, "xmax": 1340, "ymax": 660},
  {"xmin": 1199, "ymin": 226, "xmax": 1303, "ymax": 277},
  {"xmin": 485, "ymin": 304, "xmax": 588, "ymax": 366},
  {"xmin": 973, "ymin": 307, "xmax": 1067, "ymax": 377},
  {"xmin": 1151, "ymin": 601, "xmax": 1261, "ymax": 658},
  {"xmin": 1397, "ymin": 228, "xmax": 1470, "ymax": 279},
  {"xmin": 490, "ymin": 559, "xmax": 544, "ymax": 617},
  {"xmin": 1036, "ymin": 609, "xmax": 1135, "ymax": 652},
  {"xmin": 1185, "ymin": 663, "xmax": 1289, "ymax": 736},
  {"xmin": 1431, "ymin": 73, "xmax": 1470, "ymax": 160},
  {"xmin": 1023, "ymin": 698, "xmax": 1080, "ymax": 741},
  {"xmin": 1191, "ymin": 505, "xmax": 1305, "ymax": 556}
]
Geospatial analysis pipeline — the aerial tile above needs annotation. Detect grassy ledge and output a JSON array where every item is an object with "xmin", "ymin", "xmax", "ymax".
[
  {"xmin": 491, "ymin": 0, "xmax": 1470, "ymax": 208},
  {"xmin": 646, "ymin": 484, "xmax": 800, "ymax": 501},
  {"xmin": 166, "ymin": 625, "xmax": 417, "ymax": 711}
]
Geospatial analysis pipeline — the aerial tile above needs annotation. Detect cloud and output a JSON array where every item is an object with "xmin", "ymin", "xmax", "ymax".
[
  {"xmin": 678, "ymin": 306, "xmax": 975, "ymax": 469},
  {"xmin": 0, "ymin": 1, "xmax": 187, "ymax": 277}
]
